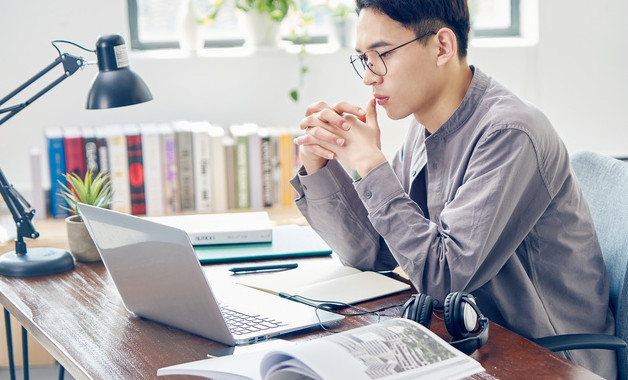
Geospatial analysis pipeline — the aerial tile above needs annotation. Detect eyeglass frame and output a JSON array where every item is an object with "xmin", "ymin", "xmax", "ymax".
[{"xmin": 350, "ymin": 31, "xmax": 437, "ymax": 79}]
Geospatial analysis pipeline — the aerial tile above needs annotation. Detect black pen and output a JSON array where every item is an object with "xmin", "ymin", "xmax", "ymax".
[{"xmin": 228, "ymin": 263, "xmax": 298, "ymax": 274}]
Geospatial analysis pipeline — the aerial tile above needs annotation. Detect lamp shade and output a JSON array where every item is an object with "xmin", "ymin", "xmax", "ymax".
[{"xmin": 86, "ymin": 34, "xmax": 153, "ymax": 109}]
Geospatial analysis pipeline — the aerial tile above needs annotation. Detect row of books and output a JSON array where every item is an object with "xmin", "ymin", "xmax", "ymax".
[{"xmin": 46, "ymin": 121, "xmax": 303, "ymax": 218}]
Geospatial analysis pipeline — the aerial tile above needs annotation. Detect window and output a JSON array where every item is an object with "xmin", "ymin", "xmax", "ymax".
[
  {"xmin": 470, "ymin": 0, "xmax": 520, "ymax": 37},
  {"xmin": 127, "ymin": 0, "xmax": 521, "ymax": 51}
]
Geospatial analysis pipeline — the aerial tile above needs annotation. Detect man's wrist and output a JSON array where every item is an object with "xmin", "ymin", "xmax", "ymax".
[{"xmin": 355, "ymin": 153, "xmax": 387, "ymax": 178}]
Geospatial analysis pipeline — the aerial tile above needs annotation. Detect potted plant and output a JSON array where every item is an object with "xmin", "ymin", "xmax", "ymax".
[
  {"xmin": 58, "ymin": 170, "xmax": 113, "ymax": 262},
  {"xmin": 203, "ymin": 0, "xmax": 296, "ymax": 47}
]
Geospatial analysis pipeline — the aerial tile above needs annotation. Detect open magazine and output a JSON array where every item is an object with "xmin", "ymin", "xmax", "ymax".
[{"xmin": 157, "ymin": 318, "xmax": 485, "ymax": 380}]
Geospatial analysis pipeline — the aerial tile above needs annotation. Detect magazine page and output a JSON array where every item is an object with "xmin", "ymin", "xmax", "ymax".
[
  {"xmin": 157, "ymin": 340, "xmax": 293, "ymax": 379},
  {"xmin": 260, "ymin": 318, "xmax": 484, "ymax": 380}
]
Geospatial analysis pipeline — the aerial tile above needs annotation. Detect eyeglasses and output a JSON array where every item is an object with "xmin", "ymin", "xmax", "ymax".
[{"xmin": 349, "ymin": 31, "xmax": 436, "ymax": 79}]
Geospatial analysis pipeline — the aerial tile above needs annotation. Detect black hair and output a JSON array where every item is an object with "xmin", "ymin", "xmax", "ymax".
[{"xmin": 355, "ymin": 0, "xmax": 470, "ymax": 58}]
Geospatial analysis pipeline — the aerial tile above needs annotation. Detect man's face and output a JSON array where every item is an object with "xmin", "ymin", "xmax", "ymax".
[{"xmin": 355, "ymin": 9, "xmax": 440, "ymax": 121}]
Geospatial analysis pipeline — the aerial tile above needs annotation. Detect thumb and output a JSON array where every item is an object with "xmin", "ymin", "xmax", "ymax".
[{"xmin": 366, "ymin": 98, "xmax": 378, "ymax": 126}]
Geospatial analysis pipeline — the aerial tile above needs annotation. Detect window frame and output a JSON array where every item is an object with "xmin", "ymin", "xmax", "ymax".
[
  {"xmin": 472, "ymin": 0, "xmax": 520, "ymax": 38},
  {"xmin": 127, "ymin": 0, "xmax": 521, "ymax": 51}
]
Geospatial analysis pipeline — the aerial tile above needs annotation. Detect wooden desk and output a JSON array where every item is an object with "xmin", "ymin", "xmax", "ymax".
[{"xmin": 0, "ymin": 217, "xmax": 601, "ymax": 379}]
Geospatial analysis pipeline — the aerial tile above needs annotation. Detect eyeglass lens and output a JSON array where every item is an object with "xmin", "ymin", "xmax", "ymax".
[{"xmin": 350, "ymin": 51, "xmax": 387, "ymax": 79}]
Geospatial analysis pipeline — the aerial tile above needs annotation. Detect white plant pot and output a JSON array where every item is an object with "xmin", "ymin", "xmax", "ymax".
[
  {"xmin": 65, "ymin": 215, "xmax": 101, "ymax": 262},
  {"xmin": 178, "ymin": 0, "xmax": 204, "ymax": 54},
  {"xmin": 244, "ymin": 10, "xmax": 282, "ymax": 48}
]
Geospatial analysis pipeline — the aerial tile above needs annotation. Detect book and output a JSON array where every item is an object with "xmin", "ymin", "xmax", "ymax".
[
  {"xmin": 160, "ymin": 123, "xmax": 180, "ymax": 214},
  {"xmin": 208, "ymin": 125, "xmax": 227, "ymax": 212},
  {"xmin": 63, "ymin": 127, "xmax": 86, "ymax": 178},
  {"xmin": 126, "ymin": 125, "xmax": 146, "ymax": 215},
  {"xmin": 222, "ymin": 135, "xmax": 237, "ymax": 210},
  {"xmin": 248, "ymin": 128, "xmax": 264, "ymax": 210},
  {"xmin": 237, "ymin": 262, "xmax": 411, "ymax": 307},
  {"xmin": 190, "ymin": 121, "xmax": 213, "ymax": 213},
  {"xmin": 278, "ymin": 128, "xmax": 295, "ymax": 206},
  {"xmin": 140, "ymin": 123, "xmax": 165, "ymax": 216},
  {"xmin": 105, "ymin": 125, "xmax": 131, "ymax": 214},
  {"xmin": 193, "ymin": 225, "xmax": 332, "ymax": 264},
  {"xmin": 45, "ymin": 128, "xmax": 68, "ymax": 219},
  {"xmin": 94, "ymin": 127, "xmax": 110, "ymax": 174},
  {"xmin": 173, "ymin": 121, "xmax": 195, "ymax": 212},
  {"xmin": 230, "ymin": 123, "xmax": 259, "ymax": 209},
  {"xmin": 157, "ymin": 317, "xmax": 485, "ymax": 380},
  {"xmin": 144, "ymin": 211, "xmax": 272, "ymax": 246},
  {"xmin": 82, "ymin": 127, "xmax": 99, "ymax": 174}
]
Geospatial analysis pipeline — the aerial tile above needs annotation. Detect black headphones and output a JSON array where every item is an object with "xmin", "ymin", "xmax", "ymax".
[{"xmin": 400, "ymin": 292, "xmax": 489, "ymax": 355}]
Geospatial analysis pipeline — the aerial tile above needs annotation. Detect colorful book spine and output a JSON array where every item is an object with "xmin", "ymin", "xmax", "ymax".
[
  {"xmin": 126, "ymin": 126, "xmax": 146, "ymax": 215},
  {"xmin": 259, "ymin": 128, "xmax": 274, "ymax": 207},
  {"xmin": 208, "ymin": 125, "xmax": 227, "ymax": 212},
  {"xmin": 247, "ymin": 129, "xmax": 264, "ymax": 210},
  {"xmin": 140, "ymin": 124, "xmax": 165, "ymax": 216},
  {"xmin": 222, "ymin": 135, "xmax": 236, "ymax": 211},
  {"xmin": 45, "ymin": 128, "xmax": 68, "ymax": 219},
  {"xmin": 229, "ymin": 124, "xmax": 258, "ymax": 209},
  {"xmin": 95, "ymin": 127, "xmax": 110, "ymax": 175},
  {"xmin": 106, "ymin": 126, "xmax": 131, "ymax": 214},
  {"xmin": 190, "ymin": 122, "xmax": 212, "ymax": 213},
  {"xmin": 161, "ymin": 124, "xmax": 180, "ymax": 214},
  {"xmin": 63, "ymin": 127, "xmax": 86, "ymax": 179},
  {"xmin": 173, "ymin": 121, "xmax": 195, "ymax": 212},
  {"xmin": 82, "ymin": 127, "xmax": 99, "ymax": 174},
  {"xmin": 279, "ymin": 129, "xmax": 295, "ymax": 206}
]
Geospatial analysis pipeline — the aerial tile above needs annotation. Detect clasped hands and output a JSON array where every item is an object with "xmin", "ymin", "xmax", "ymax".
[{"xmin": 294, "ymin": 98, "xmax": 387, "ymax": 178}]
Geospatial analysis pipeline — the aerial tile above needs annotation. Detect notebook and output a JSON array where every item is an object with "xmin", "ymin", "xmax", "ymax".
[
  {"xmin": 78, "ymin": 204, "xmax": 344, "ymax": 346},
  {"xmin": 194, "ymin": 225, "xmax": 333, "ymax": 264}
]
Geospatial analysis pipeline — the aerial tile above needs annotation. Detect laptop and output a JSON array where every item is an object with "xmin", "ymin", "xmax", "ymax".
[{"xmin": 78, "ymin": 203, "xmax": 343, "ymax": 346}]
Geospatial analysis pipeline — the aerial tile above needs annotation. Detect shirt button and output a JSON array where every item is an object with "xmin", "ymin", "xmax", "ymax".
[
  {"xmin": 365, "ymin": 191, "xmax": 372, "ymax": 199},
  {"xmin": 411, "ymin": 170, "xmax": 417, "ymax": 177}
]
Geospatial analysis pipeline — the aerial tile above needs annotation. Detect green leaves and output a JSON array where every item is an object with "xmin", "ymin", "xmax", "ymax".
[
  {"xmin": 58, "ymin": 170, "xmax": 113, "ymax": 217},
  {"xmin": 235, "ymin": 0, "xmax": 296, "ymax": 22}
]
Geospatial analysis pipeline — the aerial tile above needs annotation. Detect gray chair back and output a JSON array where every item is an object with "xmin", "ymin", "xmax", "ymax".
[{"xmin": 571, "ymin": 151, "xmax": 628, "ymax": 379}]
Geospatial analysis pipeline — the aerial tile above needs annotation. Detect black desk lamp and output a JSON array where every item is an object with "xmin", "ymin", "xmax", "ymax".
[{"xmin": 0, "ymin": 34, "xmax": 153, "ymax": 277}]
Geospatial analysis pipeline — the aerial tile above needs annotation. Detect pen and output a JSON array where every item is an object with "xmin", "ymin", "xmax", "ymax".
[{"xmin": 228, "ymin": 263, "xmax": 298, "ymax": 274}]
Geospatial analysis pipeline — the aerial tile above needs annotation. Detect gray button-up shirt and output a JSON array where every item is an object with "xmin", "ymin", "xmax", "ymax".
[{"xmin": 291, "ymin": 67, "xmax": 616, "ymax": 378}]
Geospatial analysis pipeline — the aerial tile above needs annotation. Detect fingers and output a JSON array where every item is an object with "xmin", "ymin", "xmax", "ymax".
[
  {"xmin": 304, "ymin": 101, "xmax": 331, "ymax": 117},
  {"xmin": 332, "ymin": 101, "xmax": 367, "ymax": 123},
  {"xmin": 365, "ymin": 98, "xmax": 377, "ymax": 125},
  {"xmin": 295, "ymin": 127, "xmax": 345, "ymax": 149}
]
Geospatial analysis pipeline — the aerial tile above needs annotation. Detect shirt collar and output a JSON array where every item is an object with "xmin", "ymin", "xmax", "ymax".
[{"xmin": 431, "ymin": 65, "xmax": 490, "ymax": 138}]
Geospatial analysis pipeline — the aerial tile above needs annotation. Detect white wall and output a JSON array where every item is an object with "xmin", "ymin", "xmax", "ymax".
[{"xmin": 1, "ymin": 0, "xmax": 627, "ymax": 196}]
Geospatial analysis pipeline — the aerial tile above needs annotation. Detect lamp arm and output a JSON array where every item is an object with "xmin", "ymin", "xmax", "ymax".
[
  {"xmin": 0, "ymin": 168, "xmax": 39, "ymax": 256},
  {"xmin": 0, "ymin": 53, "xmax": 85, "ymax": 126}
]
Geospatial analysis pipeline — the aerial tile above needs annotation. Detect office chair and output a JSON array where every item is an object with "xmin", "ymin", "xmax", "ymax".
[{"xmin": 532, "ymin": 151, "xmax": 628, "ymax": 379}]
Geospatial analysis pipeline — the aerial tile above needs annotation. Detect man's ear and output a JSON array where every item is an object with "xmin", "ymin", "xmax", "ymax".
[{"xmin": 435, "ymin": 28, "xmax": 457, "ymax": 66}]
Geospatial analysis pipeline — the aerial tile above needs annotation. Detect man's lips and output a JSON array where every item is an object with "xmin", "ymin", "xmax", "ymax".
[{"xmin": 374, "ymin": 94, "xmax": 389, "ymax": 105}]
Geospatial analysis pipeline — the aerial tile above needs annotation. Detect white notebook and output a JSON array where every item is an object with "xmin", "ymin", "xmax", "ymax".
[{"xmin": 144, "ymin": 211, "xmax": 272, "ymax": 246}]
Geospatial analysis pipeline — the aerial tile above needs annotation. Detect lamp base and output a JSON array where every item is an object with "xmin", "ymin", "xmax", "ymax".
[{"xmin": 0, "ymin": 247, "xmax": 75, "ymax": 277}]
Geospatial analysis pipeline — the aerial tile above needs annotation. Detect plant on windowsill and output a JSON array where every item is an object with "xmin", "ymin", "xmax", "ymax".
[
  {"xmin": 202, "ymin": 0, "xmax": 296, "ymax": 47},
  {"xmin": 58, "ymin": 170, "xmax": 113, "ymax": 262}
]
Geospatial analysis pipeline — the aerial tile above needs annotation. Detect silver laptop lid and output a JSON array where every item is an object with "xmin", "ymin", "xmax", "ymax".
[
  {"xmin": 78, "ymin": 204, "xmax": 343, "ymax": 346},
  {"xmin": 78, "ymin": 203, "xmax": 236, "ymax": 345}
]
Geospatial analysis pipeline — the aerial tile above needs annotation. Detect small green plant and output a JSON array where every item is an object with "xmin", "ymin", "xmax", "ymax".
[
  {"xmin": 201, "ymin": 0, "xmax": 296, "ymax": 25},
  {"xmin": 58, "ymin": 170, "xmax": 113, "ymax": 217}
]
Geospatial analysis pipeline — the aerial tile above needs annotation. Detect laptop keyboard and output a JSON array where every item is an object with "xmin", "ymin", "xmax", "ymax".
[{"xmin": 221, "ymin": 306, "xmax": 287, "ymax": 336}]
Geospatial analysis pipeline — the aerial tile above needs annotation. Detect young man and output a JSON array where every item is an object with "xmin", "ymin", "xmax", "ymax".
[{"xmin": 291, "ymin": 1, "xmax": 616, "ymax": 378}]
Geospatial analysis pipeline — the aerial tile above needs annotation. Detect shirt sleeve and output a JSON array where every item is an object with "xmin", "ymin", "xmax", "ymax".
[
  {"xmin": 355, "ymin": 127, "xmax": 553, "ymax": 302},
  {"xmin": 289, "ymin": 159, "xmax": 398, "ymax": 271}
]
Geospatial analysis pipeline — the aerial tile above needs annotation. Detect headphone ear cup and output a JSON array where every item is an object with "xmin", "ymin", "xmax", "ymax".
[
  {"xmin": 415, "ymin": 293, "xmax": 433, "ymax": 328},
  {"xmin": 444, "ymin": 292, "xmax": 467, "ymax": 340},
  {"xmin": 400, "ymin": 293, "xmax": 434, "ymax": 328}
]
